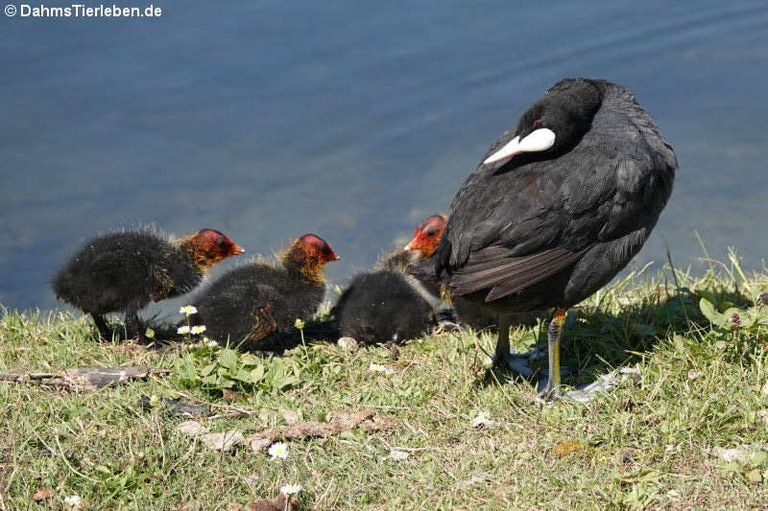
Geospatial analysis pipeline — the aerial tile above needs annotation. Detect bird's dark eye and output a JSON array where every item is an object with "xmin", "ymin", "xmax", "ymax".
[{"xmin": 426, "ymin": 231, "xmax": 436, "ymax": 237}]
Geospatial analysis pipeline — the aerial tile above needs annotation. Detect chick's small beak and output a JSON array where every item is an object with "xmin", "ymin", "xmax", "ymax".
[
  {"xmin": 232, "ymin": 244, "xmax": 245, "ymax": 255},
  {"xmin": 404, "ymin": 242, "xmax": 413, "ymax": 251}
]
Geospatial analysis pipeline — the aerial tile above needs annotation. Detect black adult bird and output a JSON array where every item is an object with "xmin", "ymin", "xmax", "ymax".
[{"xmin": 436, "ymin": 78, "xmax": 677, "ymax": 399}]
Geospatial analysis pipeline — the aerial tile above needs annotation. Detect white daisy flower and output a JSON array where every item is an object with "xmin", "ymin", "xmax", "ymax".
[
  {"xmin": 190, "ymin": 325, "xmax": 207, "ymax": 335},
  {"xmin": 179, "ymin": 305, "xmax": 198, "ymax": 316},
  {"xmin": 268, "ymin": 441, "xmax": 289, "ymax": 460},
  {"xmin": 280, "ymin": 483, "xmax": 302, "ymax": 496},
  {"xmin": 63, "ymin": 495, "xmax": 81, "ymax": 508},
  {"xmin": 369, "ymin": 363, "xmax": 394, "ymax": 375},
  {"xmin": 177, "ymin": 325, "xmax": 191, "ymax": 335}
]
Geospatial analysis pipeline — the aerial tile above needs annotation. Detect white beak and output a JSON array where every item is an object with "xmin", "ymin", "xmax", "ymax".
[{"xmin": 483, "ymin": 128, "xmax": 556, "ymax": 165}]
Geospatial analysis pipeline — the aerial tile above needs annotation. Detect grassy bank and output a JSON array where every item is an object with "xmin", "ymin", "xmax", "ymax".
[{"xmin": 1, "ymin": 258, "xmax": 767, "ymax": 510}]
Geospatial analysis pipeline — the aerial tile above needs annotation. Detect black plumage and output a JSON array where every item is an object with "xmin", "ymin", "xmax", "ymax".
[
  {"xmin": 334, "ymin": 268, "xmax": 435, "ymax": 345},
  {"xmin": 193, "ymin": 234, "xmax": 339, "ymax": 352},
  {"xmin": 405, "ymin": 214, "xmax": 537, "ymax": 330},
  {"xmin": 52, "ymin": 228, "xmax": 243, "ymax": 341},
  {"xmin": 436, "ymin": 78, "xmax": 677, "ymax": 397}
]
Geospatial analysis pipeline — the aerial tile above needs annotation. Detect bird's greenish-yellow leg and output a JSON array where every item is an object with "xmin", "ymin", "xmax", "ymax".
[{"xmin": 542, "ymin": 307, "xmax": 567, "ymax": 400}]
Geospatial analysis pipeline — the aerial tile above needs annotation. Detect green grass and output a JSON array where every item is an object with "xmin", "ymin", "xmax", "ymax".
[{"xmin": 2, "ymin": 258, "xmax": 768, "ymax": 510}]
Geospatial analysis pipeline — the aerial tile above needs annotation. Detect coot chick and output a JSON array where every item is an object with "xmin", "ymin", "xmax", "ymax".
[
  {"xmin": 52, "ymin": 228, "xmax": 244, "ymax": 342},
  {"xmin": 406, "ymin": 214, "xmax": 536, "ymax": 330},
  {"xmin": 194, "ymin": 234, "xmax": 339, "ymax": 352},
  {"xmin": 334, "ymin": 268, "xmax": 436, "ymax": 346},
  {"xmin": 436, "ymin": 78, "xmax": 677, "ymax": 399}
]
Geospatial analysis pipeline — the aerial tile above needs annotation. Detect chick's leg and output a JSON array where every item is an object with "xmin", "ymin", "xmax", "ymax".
[
  {"xmin": 91, "ymin": 313, "xmax": 112, "ymax": 341},
  {"xmin": 125, "ymin": 307, "xmax": 146, "ymax": 343}
]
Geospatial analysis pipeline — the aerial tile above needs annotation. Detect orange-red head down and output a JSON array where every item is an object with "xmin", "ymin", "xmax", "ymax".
[
  {"xmin": 183, "ymin": 228, "xmax": 244, "ymax": 269},
  {"xmin": 283, "ymin": 233, "xmax": 340, "ymax": 283},
  {"xmin": 404, "ymin": 214, "xmax": 447, "ymax": 258}
]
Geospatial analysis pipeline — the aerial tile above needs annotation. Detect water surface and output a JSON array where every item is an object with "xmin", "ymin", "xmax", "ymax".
[{"xmin": 2, "ymin": 0, "xmax": 767, "ymax": 312}]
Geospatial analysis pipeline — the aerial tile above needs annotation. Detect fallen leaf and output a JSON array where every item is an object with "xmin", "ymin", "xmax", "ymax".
[
  {"xmin": 222, "ymin": 389, "xmax": 244, "ymax": 402},
  {"xmin": 32, "ymin": 487, "xmax": 54, "ymax": 502},
  {"xmin": 712, "ymin": 445, "xmax": 753, "ymax": 463},
  {"xmin": 552, "ymin": 439, "xmax": 586, "ymax": 458},
  {"xmin": 282, "ymin": 410, "xmax": 301, "ymax": 425},
  {"xmin": 176, "ymin": 420, "xmax": 210, "ymax": 438},
  {"xmin": 200, "ymin": 431, "xmax": 244, "ymax": 452},
  {"xmin": 247, "ymin": 410, "xmax": 397, "ymax": 452},
  {"xmin": 746, "ymin": 469, "xmax": 763, "ymax": 483}
]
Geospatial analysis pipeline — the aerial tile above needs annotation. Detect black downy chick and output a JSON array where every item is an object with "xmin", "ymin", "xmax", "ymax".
[
  {"xmin": 52, "ymin": 228, "xmax": 244, "ymax": 342},
  {"xmin": 194, "ymin": 234, "xmax": 339, "ymax": 352}
]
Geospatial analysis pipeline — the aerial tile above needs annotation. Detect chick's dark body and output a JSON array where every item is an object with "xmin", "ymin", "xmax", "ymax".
[
  {"xmin": 53, "ymin": 231, "xmax": 203, "ymax": 316},
  {"xmin": 334, "ymin": 270, "xmax": 434, "ymax": 345},
  {"xmin": 438, "ymin": 79, "xmax": 677, "ymax": 312},
  {"xmin": 194, "ymin": 263, "xmax": 324, "ymax": 352}
]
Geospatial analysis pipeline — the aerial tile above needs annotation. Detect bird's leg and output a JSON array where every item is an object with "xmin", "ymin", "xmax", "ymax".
[
  {"xmin": 539, "ymin": 307, "xmax": 567, "ymax": 401},
  {"xmin": 91, "ymin": 313, "xmax": 113, "ymax": 341},
  {"xmin": 434, "ymin": 283, "xmax": 461, "ymax": 332},
  {"xmin": 490, "ymin": 313, "xmax": 537, "ymax": 378},
  {"xmin": 492, "ymin": 313, "xmax": 511, "ymax": 368},
  {"xmin": 125, "ymin": 307, "xmax": 147, "ymax": 344}
]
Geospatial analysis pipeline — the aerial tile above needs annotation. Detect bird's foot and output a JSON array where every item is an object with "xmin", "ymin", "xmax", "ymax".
[
  {"xmin": 490, "ymin": 347, "xmax": 548, "ymax": 379},
  {"xmin": 434, "ymin": 306, "xmax": 463, "ymax": 334},
  {"xmin": 434, "ymin": 320, "xmax": 463, "ymax": 334},
  {"xmin": 534, "ymin": 385, "xmax": 563, "ymax": 403},
  {"xmin": 563, "ymin": 367, "xmax": 641, "ymax": 403}
]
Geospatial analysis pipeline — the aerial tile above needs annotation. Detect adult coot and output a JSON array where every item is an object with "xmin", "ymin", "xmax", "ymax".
[
  {"xmin": 436, "ymin": 78, "xmax": 677, "ymax": 398},
  {"xmin": 193, "ymin": 234, "xmax": 339, "ymax": 352},
  {"xmin": 52, "ymin": 228, "xmax": 244, "ymax": 342}
]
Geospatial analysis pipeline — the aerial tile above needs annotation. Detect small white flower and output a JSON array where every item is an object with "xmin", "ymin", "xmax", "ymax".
[
  {"xmin": 294, "ymin": 318, "xmax": 305, "ymax": 330},
  {"xmin": 203, "ymin": 337, "xmax": 218, "ymax": 348},
  {"xmin": 280, "ymin": 483, "xmax": 302, "ymax": 496},
  {"xmin": 471, "ymin": 410, "xmax": 494, "ymax": 428},
  {"xmin": 179, "ymin": 305, "xmax": 198, "ymax": 316},
  {"xmin": 369, "ymin": 363, "xmax": 394, "ymax": 375},
  {"xmin": 268, "ymin": 441, "xmax": 289, "ymax": 460},
  {"xmin": 482, "ymin": 356, "xmax": 494, "ymax": 369},
  {"xmin": 64, "ymin": 495, "xmax": 81, "ymax": 507},
  {"xmin": 190, "ymin": 325, "xmax": 207, "ymax": 335},
  {"xmin": 177, "ymin": 325, "xmax": 191, "ymax": 335}
]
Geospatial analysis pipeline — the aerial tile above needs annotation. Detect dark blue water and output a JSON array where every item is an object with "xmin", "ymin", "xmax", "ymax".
[{"xmin": 2, "ymin": 1, "xmax": 768, "ymax": 311}]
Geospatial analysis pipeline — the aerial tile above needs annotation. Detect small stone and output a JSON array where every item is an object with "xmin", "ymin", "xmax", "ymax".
[
  {"xmin": 176, "ymin": 420, "xmax": 210, "ymax": 438},
  {"xmin": 337, "ymin": 337, "xmax": 359, "ymax": 352},
  {"xmin": 389, "ymin": 449, "xmax": 410, "ymax": 461}
]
